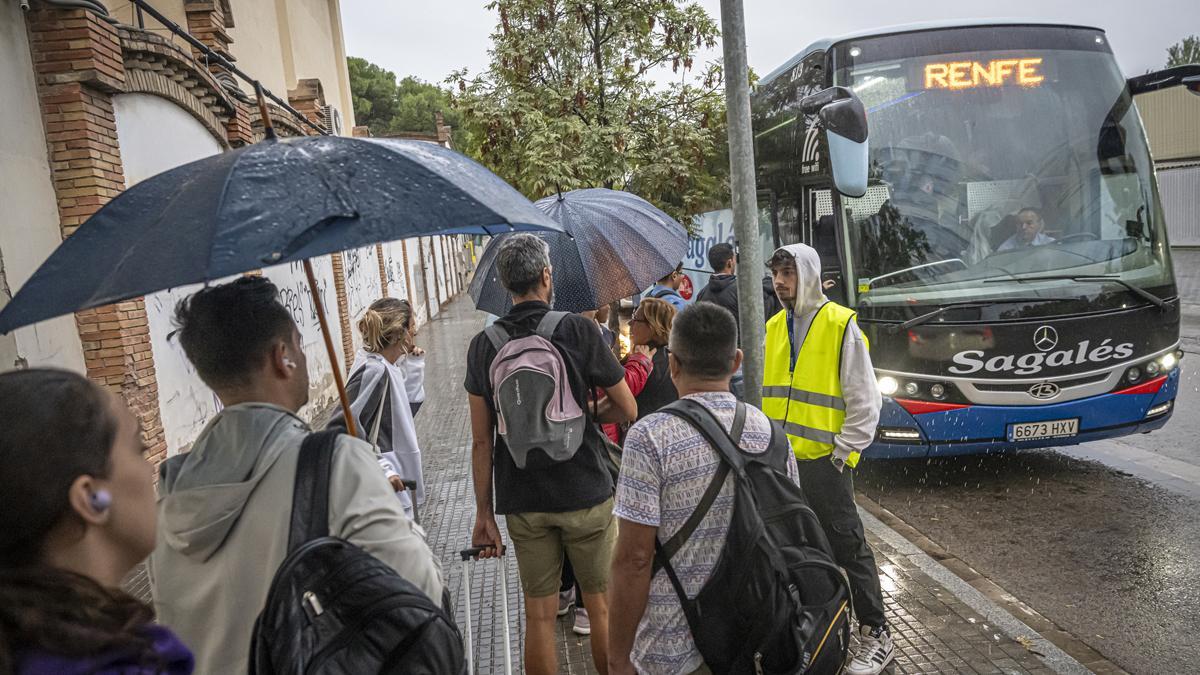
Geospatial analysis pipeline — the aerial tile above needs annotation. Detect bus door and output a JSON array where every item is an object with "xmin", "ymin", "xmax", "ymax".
[{"xmin": 803, "ymin": 185, "xmax": 850, "ymax": 305}]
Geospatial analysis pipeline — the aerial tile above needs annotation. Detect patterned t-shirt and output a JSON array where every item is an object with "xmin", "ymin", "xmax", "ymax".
[{"xmin": 614, "ymin": 392, "xmax": 800, "ymax": 675}]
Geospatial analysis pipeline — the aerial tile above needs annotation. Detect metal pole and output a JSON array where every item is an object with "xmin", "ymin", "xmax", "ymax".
[{"xmin": 720, "ymin": 0, "xmax": 764, "ymax": 407}]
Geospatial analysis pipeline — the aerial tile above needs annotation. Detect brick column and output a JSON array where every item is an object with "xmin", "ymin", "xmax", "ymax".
[
  {"xmin": 329, "ymin": 252, "xmax": 354, "ymax": 370},
  {"xmin": 288, "ymin": 78, "xmax": 327, "ymax": 133},
  {"xmin": 376, "ymin": 243, "xmax": 389, "ymax": 297},
  {"xmin": 183, "ymin": 0, "xmax": 234, "ymax": 62},
  {"xmin": 26, "ymin": 6, "xmax": 167, "ymax": 464}
]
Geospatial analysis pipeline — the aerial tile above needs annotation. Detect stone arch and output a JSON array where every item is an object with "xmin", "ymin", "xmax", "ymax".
[{"xmin": 117, "ymin": 25, "xmax": 235, "ymax": 148}]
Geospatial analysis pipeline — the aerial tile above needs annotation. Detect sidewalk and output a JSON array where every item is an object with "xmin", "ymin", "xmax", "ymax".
[{"xmin": 415, "ymin": 295, "xmax": 1090, "ymax": 674}]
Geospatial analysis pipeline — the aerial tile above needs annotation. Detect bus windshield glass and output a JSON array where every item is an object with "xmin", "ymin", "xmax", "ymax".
[{"xmin": 833, "ymin": 26, "xmax": 1174, "ymax": 312}]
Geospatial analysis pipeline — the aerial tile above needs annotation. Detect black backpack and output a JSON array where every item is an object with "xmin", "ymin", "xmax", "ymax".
[
  {"xmin": 654, "ymin": 399, "xmax": 852, "ymax": 675},
  {"xmin": 249, "ymin": 430, "xmax": 464, "ymax": 675}
]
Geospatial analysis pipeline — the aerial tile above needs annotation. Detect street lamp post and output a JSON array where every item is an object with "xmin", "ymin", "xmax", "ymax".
[{"xmin": 720, "ymin": 0, "xmax": 765, "ymax": 406}]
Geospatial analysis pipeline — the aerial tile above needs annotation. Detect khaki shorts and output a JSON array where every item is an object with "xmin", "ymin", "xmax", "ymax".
[{"xmin": 506, "ymin": 498, "xmax": 617, "ymax": 598}]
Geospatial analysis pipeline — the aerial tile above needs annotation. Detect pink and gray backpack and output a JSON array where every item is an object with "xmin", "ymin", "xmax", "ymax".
[{"xmin": 486, "ymin": 311, "xmax": 586, "ymax": 469}]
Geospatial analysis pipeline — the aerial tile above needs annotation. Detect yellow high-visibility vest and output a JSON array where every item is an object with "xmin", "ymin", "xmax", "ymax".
[{"xmin": 762, "ymin": 302, "xmax": 866, "ymax": 467}]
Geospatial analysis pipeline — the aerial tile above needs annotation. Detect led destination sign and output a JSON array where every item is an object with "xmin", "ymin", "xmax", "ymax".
[{"xmin": 923, "ymin": 57, "xmax": 1045, "ymax": 90}]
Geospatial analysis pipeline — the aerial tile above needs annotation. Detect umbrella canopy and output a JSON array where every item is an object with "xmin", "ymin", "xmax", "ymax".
[
  {"xmin": 0, "ymin": 136, "xmax": 562, "ymax": 334},
  {"xmin": 469, "ymin": 188, "xmax": 688, "ymax": 315}
]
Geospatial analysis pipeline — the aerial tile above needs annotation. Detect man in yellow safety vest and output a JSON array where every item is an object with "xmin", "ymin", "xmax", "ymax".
[{"xmin": 763, "ymin": 243, "xmax": 893, "ymax": 675}]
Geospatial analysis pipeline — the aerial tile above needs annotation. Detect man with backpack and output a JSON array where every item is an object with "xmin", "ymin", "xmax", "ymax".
[
  {"xmin": 764, "ymin": 243, "xmax": 892, "ymax": 675},
  {"xmin": 646, "ymin": 262, "xmax": 688, "ymax": 310},
  {"xmin": 609, "ymin": 302, "xmax": 851, "ymax": 675},
  {"xmin": 465, "ymin": 233, "xmax": 637, "ymax": 675},
  {"xmin": 149, "ymin": 277, "xmax": 445, "ymax": 674}
]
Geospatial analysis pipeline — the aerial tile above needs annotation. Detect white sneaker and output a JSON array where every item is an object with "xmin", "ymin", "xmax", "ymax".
[
  {"xmin": 557, "ymin": 587, "xmax": 575, "ymax": 617},
  {"xmin": 572, "ymin": 607, "xmax": 591, "ymax": 636},
  {"xmin": 845, "ymin": 625, "xmax": 894, "ymax": 675}
]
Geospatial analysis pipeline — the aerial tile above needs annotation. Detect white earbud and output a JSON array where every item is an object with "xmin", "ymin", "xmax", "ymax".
[{"xmin": 283, "ymin": 358, "xmax": 298, "ymax": 369}]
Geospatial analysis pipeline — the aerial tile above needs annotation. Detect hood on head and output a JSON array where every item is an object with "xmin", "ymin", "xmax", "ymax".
[
  {"xmin": 772, "ymin": 243, "xmax": 827, "ymax": 315},
  {"xmin": 157, "ymin": 404, "xmax": 306, "ymax": 561}
]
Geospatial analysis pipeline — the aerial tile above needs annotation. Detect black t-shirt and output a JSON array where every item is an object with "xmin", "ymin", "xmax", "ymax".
[
  {"xmin": 465, "ymin": 301, "xmax": 626, "ymax": 514},
  {"xmin": 635, "ymin": 347, "xmax": 679, "ymax": 420}
]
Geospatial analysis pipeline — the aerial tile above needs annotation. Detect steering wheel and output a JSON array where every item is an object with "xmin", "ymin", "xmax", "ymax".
[{"xmin": 1053, "ymin": 232, "xmax": 1099, "ymax": 244}]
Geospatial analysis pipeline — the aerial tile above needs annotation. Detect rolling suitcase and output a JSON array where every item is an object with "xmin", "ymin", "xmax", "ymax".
[{"xmin": 459, "ymin": 545, "xmax": 514, "ymax": 675}]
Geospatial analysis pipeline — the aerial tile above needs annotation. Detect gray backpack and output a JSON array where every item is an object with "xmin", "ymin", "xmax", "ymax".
[{"xmin": 486, "ymin": 312, "xmax": 586, "ymax": 470}]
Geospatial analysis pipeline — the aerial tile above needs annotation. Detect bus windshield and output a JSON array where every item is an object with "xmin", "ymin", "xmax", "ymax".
[{"xmin": 833, "ymin": 27, "xmax": 1175, "ymax": 312}]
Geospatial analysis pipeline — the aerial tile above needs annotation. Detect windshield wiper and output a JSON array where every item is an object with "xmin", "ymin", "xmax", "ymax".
[
  {"xmin": 984, "ymin": 274, "xmax": 1169, "ymax": 310},
  {"xmin": 888, "ymin": 297, "xmax": 1051, "ymax": 334}
]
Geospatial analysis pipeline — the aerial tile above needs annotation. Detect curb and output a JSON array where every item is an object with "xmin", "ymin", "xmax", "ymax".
[{"xmin": 858, "ymin": 496, "xmax": 1128, "ymax": 674}]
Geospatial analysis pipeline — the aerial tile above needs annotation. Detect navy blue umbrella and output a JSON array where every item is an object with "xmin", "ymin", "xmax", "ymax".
[
  {"xmin": 0, "ymin": 136, "xmax": 561, "ymax": 334},
  {"xmin": 0, "ymin": 134, "xmax": 561, "ymax": 437},
  {"xmin": 469, "ymin": 188, "xmax": 689, "ymax": 315}
]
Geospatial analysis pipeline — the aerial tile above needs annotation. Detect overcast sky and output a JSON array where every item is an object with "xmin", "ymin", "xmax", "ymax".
[{"xmin": 341, "ymin": 1, "xmax": 1197, "ymax": 86}]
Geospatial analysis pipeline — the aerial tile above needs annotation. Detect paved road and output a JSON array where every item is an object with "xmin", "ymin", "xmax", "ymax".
[{"xmin": 856, "ymin": 250, "xmax": 1200, "ymax": 674}]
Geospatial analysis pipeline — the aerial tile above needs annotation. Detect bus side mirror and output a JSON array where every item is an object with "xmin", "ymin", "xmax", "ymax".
[
  {"xmin": 801, "ymin": 86, "xmax": 870, "ymax": 198},
  {"xmin": 1127, "ymin": 64, "xmax": 1200, "ymax": 96}
]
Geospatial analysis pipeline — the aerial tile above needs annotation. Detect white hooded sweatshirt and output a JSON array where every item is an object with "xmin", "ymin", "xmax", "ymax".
[{"xmin": 773, "ymin": 243, "xmax": 882, "ymax": 466}]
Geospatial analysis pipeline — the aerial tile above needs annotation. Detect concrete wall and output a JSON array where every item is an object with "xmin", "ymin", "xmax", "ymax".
[
  {"xmin": 113, "ymin": 93, "xmax": 347, "ymax": 453},
  {"xmin": 1137, "ymin": 88, "xmax": 1200, "ymax": 163},
  {"xmin": 108, "ymin": 0, "xmax": 189, "ymax": 38},
  {"xmin": 342, "ymin": 245, "xmax": 384, "ymax": 355},
  {"xmin": 226, "ymin": 0, "xmax": 290, "ymax": 98},
  {"xmin": 283, "ymin": 0, "xmax": 356, "ymax": 131},
  {"xmin": 0, "ymin": 3, "xmax": 87, "ymax": 373}
]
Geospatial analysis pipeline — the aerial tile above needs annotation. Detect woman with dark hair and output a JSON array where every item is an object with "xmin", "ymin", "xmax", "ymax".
[{"xmin": 0, "ymin": 368, "xmax": 193, "ymax": 675}]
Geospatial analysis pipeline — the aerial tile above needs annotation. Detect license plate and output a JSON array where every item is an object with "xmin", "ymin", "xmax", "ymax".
[{"xmin": 1007, "ymin": 418, "xmax": 1079, "ymax": 442}]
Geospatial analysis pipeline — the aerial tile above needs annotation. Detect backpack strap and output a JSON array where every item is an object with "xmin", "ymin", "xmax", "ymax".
[
  {"xmin": 288, "ymin": 429, "xmax": 341, "ymax": 552},
  {"xmin": 534, "ymin": 310, "xmax": 568, "ymax": 341},
  {"xmin": 651, "ymin": 400, "xmax": 749, "ymax": 573},
  {"xmin": 367, "ymin": 374, "xmax": 391, "ymax": 450},
  {"xmin": 484, "ymin": 323, "xmax": 510, "ymax": 352}
]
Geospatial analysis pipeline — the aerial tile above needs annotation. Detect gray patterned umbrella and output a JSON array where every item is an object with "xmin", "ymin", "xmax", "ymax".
[{"xmin": 469, "ymin": 188, "xmax": 689, "ymax": 314}]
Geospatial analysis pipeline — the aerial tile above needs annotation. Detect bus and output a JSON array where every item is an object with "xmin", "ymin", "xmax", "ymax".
[{"xmin": 751, "ymin": 21, "xmax": 1195, "ymax": 458}]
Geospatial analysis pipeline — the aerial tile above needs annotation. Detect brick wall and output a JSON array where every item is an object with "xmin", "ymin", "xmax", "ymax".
[{"xmin": 27, "ymin": 6, "xmax": 167, "ymax": 465}]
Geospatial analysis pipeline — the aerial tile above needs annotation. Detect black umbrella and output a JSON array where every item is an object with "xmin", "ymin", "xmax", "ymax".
[
  {"xmin": 0, "ymin": 134, "xmax": 562, "ymax": 433},
  {"xmin": 469, "ymin": 188, "xmax": 689, "ymax": 314}
]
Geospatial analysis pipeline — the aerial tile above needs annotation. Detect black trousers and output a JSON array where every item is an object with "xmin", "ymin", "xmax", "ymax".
[{"xmin": 796, "ymin": 457, "xmax": 887, "ymax": 629}]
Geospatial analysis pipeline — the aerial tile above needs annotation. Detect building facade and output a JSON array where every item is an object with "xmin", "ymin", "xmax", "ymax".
[
  {"xmin": 0, "ymin": 0, "xmax": 471, "ymax": 461},
  {"xmin": 1137, "ymin": 87, "xmax": 1200, "ymax": 247}
]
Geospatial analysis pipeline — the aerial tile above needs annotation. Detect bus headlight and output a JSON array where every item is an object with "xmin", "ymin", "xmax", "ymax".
[
  {"xmin": 904, "ymin": 382, "xmax": 920, "ymax": 396},
  {"xmin": 1161, "ymin": 353, "xmax": 1178, "ymax": 372},
  {"xmin": 1146, "ymin": 360, "xmax": 1160, "ymax": 376},
  {"xmin": 930, "ymin": 384, "xmax": 947, "ymax": 400},
  {"xmin": 877, "ymin": 376, "xmax": 899, "ymax": 397}
]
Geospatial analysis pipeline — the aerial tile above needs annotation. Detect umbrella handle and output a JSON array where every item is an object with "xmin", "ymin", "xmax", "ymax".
[{"xmin": 304, "ymin": 259, "xmax": 357, "ymax": 437}]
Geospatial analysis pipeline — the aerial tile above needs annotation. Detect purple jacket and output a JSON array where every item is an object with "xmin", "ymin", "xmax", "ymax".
[{"xmin": 18, "ymin": 624, "xmax": 193, "ymax": 675}]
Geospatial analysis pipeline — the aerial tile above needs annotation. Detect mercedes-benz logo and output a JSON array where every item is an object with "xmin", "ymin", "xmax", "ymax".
[
  {"xmin": 1033, "ymin": 326, "xmax": 1059, "ymax": 352},
  {"xmin": 1029, "ymin": 382, "xmax": 1061, "ymax": 400}
]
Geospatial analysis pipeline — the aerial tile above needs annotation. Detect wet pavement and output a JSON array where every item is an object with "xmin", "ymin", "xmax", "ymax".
[{"xmin": 414, "ymin": 296, "xmax": 1087, "ymax": 674}]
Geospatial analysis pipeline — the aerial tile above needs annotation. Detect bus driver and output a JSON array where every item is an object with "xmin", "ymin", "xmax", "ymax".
[{"xmin": 996, "ymin": 207, "xmax": 1055, "ymax": 252}]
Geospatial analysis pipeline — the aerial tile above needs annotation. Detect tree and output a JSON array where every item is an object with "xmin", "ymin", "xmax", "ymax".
[
  {"xmin": 1166, "ymin": 35, "xmax": 1200, "ymax": 68},
  {"xmin": 449, "ymin": 0, "xmax": 728, "ymax": 224},
  {"xmin": 347, "ymin": 57, "xmax": 473, "ymax": 149}
]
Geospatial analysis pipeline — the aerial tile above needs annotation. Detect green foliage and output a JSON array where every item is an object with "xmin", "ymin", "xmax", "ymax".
[
  {"xmin": 347, "ymin": 57, "xmax": 474, "ymax": 150},
  {"xmin": 449, "ymin": 0, "xmax": 729, "ymax": 224},
  {"xmin": 1166, "ymin": 35, "xmax": 1200, "ymax": 68}
]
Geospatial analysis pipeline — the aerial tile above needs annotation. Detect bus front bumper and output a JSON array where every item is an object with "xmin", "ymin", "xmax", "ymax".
[{"xmin": 865, "ymin": 369, "xmax": 1180, "ymax": 459}]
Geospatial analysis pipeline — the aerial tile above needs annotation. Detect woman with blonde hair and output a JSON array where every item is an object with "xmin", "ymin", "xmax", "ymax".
[{"xmin": 333, "ymin": 297, "xmax": 426, "ymax": 519}]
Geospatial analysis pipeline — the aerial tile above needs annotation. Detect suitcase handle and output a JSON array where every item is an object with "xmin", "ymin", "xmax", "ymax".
[{"xmin": 459, "ymin": 545, "xmax": 506, "ymax": 560}]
